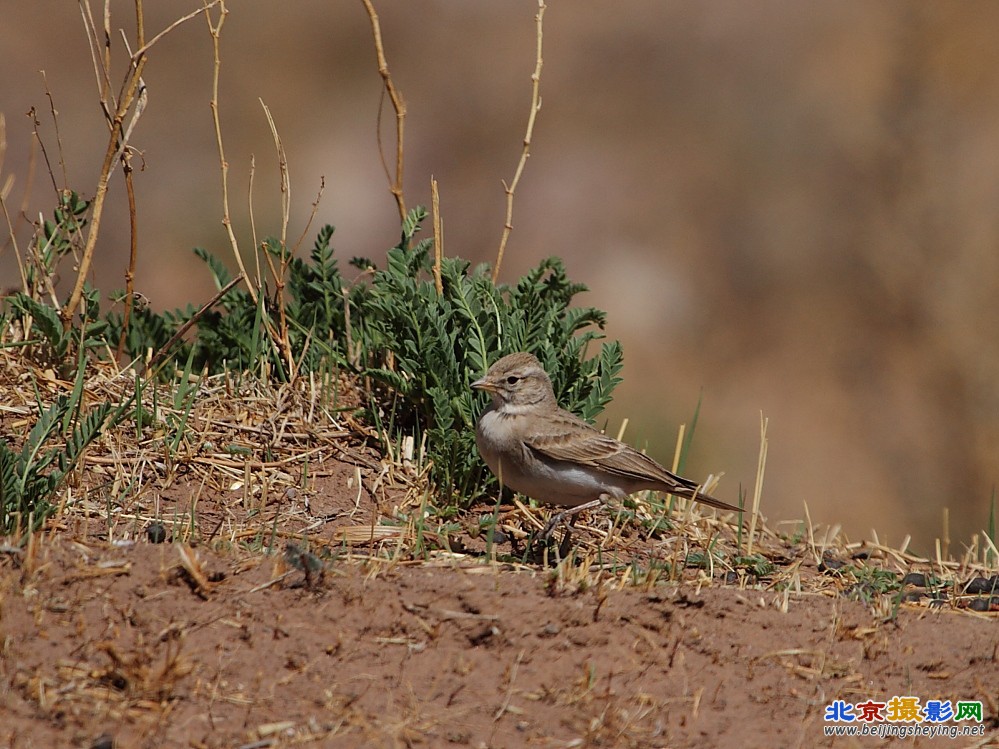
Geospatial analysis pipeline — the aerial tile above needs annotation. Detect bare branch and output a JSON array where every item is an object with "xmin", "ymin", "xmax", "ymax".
[
  {"xmin": 292, "ymin": 176, "xmax": 326, "ymax": 256},
  {"xmin": 494, "ymin": 0, "xmax": 545, "ymax": 283},
  {"xmin": 260, "ymin": 98, "xmax": 294, "ymax": 373},
  {"xmin": 204, "ymin": 0, "xmax": 258, "ymax": 305},
  {"xmin": 146, "ymin": 273, "xmax": 245, "ymax": 375},
  {"xmin": 132, "ymin": 0, "xmax": 222, "ymax": 59},
  {"xmin": 61, "ymin": 0, "xmax": 149, "ymax": 333},
  {"xmin": 360, "ymin": 0, "xmax": 407, "ymax": 223},
  {"xmin": 260, "ymin": 99, "xmax": 290, "ymax": 251},
  {"xmin": 115, "ymin": 147, "xmax": 139, "ymax": 361}
]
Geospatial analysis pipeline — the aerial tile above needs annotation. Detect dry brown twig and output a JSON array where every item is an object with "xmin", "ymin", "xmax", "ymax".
[
  {"xmin": 204, "ymin": 0, "xmax": 258, "ymax": 307},
  {"xmin": 63, "ymin": 0, "xmax": 146, "ymax": 333},
  {"xmin": 258, "ymin": 100, "xmax": 295, "ymax": 373},
  {"xmin": 41, "ymin": 73, "xmax": 70, "ymax": 191},
  {"xmin": 494, "ymin": 0, "xmax": 546, "ymax": 283},
  {"xmin": 111, "ymin": 32, "xmax": 150, "ymax": 362},
  {"xmin": 115, "ymin": 148, "xmax": 140, "ymax": 361},
  {"xmin": 62, "ymin": 0, "xmax": 220, "ymax": 334},
  {"xmin": 205, "ymin": 7, "xmax": 325, "ymax": 380},
  {"xmin": 361, "ymin": 0, "xmax": 407, "ymax": 223},
  {"xmin": 145, "ymin": 273, "xmax": 245, "ymax": 375}
]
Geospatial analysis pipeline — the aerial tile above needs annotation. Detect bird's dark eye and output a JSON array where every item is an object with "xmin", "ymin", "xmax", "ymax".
[{"xmin": 506, "ymin": 375, "xmax": 519, "ymax": 385}]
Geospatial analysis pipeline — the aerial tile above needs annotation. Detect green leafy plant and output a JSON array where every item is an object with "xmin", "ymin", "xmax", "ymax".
[
  {"xmin": 139, "ymin": 209, "xmax": 622, "ymax": 505},
  {"xmin": 12, "ymin": 203, "xmax": 624, "ymax": 512},
  {"xmin": 8, "ymin": 286, "xmax": 108, "ymax": 369},
  {"xmin": 5, "ymin": 192, "xmax": 108, "ymax": 370},
  {"xmin": 30, "ymin": 190, "xmax": 90, "ymax": 292},
  {"xmin": 351, "ymin": 208, "xmax": 623, "ymax": 504},
  {"xmin": 0, "ymin": 392, "xmax": 114, "ymax": 535}
]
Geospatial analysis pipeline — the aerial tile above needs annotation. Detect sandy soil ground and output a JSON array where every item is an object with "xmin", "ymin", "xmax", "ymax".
[{"xmin": 1, "ymin": 454, "xmax": 997, "ymax": 749}]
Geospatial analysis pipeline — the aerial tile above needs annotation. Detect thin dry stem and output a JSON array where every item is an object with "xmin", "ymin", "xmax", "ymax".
[
  {"xmin": 27, "ymin": 108, "xmax": 58, "ymax": 197},
  {"xmin": 431, "ymin": 177, "xmax": 443, "ymax": 295},
  {"xmin": 260, "ymin": 99, "xmax": 290, "ymax": 251},
  {"xmin": 747, "ymin": 412, "xmax": 768, "ymax": 556},
  {"xmin": 115, "ymin": 149, "xmax": 139, "ymax": 361},
  {"xmin": 41, "ymin": 73, "xmax": 69, "ymax": 189},
  {"xmin": 248, "ymin": 154, "xmax": 261, "ymax": 284},
  {"xmin": 146, "ymin": 273, "xmax": 244, "ymax": 375},
  {"xmin": 61, "ymin": 0, "xmax": 148, "ymax": 333},
  {"xmin": 79, "ymin": 1, "xmax": 114, "ymax": 125},
  {"xmin": 292, "ymin": 177, "xmax": 326, "ymax": 255},
  {"xmin": 205, "ymin": 0, "xmax": 258, "ymax": 306},
  {"xmin": 63, "ymin": 0, "xmax": 211, "ymax": 335},
  {"xmin": 133, "ymin": 1, "xmax": 222, "ymax": 58},
  {"xmin": 259, "ymin": 99, "xmax": 295, "ymax": 374},
  {"xmin": 361, "ymin": 0, "xmax": 407, "ymax": 222},
  {"xmin": 494, "ymin": 0, "xmax": 545, "ymax": 283}
]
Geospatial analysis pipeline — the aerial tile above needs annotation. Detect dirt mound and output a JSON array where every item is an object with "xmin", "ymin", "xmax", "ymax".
[{"xmin": 2, "ymin": 529, "xmax": 995, "ymax": 748}]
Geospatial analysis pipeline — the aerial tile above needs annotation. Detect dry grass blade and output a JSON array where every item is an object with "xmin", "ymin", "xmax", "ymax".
[
  {"xmin": 176, "ymin": 543, "xmax": 212, "ymax": 596},
  {"xmin": 747, "ymin": 412, "xmax": 768, "ymax": 556}
]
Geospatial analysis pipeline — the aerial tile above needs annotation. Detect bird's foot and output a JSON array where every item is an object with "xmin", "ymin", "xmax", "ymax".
[
  {"xmin": 541, "ymin": 499, "xmax": 601, "ymax": 540},
  {"xmin": 529, "ymin": 499, "xmax": 604, "ymax": 564}
]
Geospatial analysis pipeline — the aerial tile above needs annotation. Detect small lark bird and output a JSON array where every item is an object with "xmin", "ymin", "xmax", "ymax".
[{"xmin": 472, "ymin": 352, "xmax": 740, "ymax": 515}]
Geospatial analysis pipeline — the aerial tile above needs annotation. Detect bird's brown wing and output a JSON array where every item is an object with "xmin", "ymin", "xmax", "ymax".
[{"xmin": 525, "ymin": 408, "xmax": 741, "ymax": 513}]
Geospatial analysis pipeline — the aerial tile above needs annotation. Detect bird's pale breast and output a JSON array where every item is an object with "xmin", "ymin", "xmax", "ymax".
[{"xmin": 476, "ymin": 408, "xmax": 623, "ymax": 507}]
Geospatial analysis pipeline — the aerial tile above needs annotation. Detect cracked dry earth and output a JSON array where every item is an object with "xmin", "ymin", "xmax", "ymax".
[{"xmin": 1, "ymin": 535, "xmax": 997, "ymax": 749}]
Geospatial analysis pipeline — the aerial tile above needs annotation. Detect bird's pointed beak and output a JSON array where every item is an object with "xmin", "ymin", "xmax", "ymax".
[{"xmin": 471, "ymin": 377, "xmax": 494, "ymax": 392}]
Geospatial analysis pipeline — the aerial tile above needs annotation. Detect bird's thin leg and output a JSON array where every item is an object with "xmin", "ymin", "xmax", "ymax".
[{"xmin": 541, "ymin": 498, "xmax": 603, "ymax": 541}]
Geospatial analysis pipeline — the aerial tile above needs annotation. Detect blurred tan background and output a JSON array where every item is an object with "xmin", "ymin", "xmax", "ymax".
[{"xmin": 2, "ymin": 2, "xmax": 998, "ymax": 553}]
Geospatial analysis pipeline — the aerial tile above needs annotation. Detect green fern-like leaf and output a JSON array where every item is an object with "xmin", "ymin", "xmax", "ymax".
[
  {"xmin": 193, "ymin": 247, "xmax": 234, "ymax": 288},
  {"xmin": 8, "ymin": 294, "xmax": 70, "ymax": 360}
]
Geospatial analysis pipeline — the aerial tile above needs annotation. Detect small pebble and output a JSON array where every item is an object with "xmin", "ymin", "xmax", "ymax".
[
  {"xmin": 489, "ymin": 528, "xmax": 510, "ymax": 545},
  {"xmin": 964, "ymin": 576, "xmax": 999, "ymax": 595},
  {"xmin": 818, "ymin": 557, "xmax": 845, "ymax": 573},
  {"xmin": 901, "ymin": 572, "xmax": 926, "ymax": 587},
  {"xmin": 146, "ymin": 523, "xmax": 168, "ymax": 544}
]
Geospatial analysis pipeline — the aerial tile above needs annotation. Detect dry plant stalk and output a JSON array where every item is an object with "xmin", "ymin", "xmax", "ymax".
[
  {"xmin": 431, "ymin": 177, "xmax": 443, "ymax": 294},
  {"xmin": 258, "ymin": 100, "xmax": 296, "ymax": 373},
  {"xmin": 494, "ymin": 0, "xmax": 546, "ymax": 283},
  {"xmin": 747, "ymin": 412, "xmax": 768, "ymax": 556},
  {"xmin": 116, "ymin": 150, "xmax": 139, "ymax": 360},
  {"xmin": 63, "ymin": 1, "xmax": 220, "ymax": 335},
  {"xmin": 62, "ymin": 0, "xmax": 148, "ymax": 333},
  {"xmin": 361, "ymin": 0, "xmax": 407, "ymax": 223},
  {"xmin": 204, "ymin": 0, "xmax": 258, "ymax": 306},
  {"xmin": 204, "ymin": 9, "xmax": 314, "ymax": 379},
  {"xmin": 145, "ymin": 273, "xmax": 244, "ymax": 374}
]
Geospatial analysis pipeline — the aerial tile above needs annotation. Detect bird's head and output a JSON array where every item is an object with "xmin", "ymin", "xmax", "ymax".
[{"xmin": 471, "ymin": 352, "xmax": 557, "ymax": 411}]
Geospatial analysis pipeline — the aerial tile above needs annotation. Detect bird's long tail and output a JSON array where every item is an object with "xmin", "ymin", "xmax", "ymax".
[{"xmin": 671, "ymin": 485, "xmax": 742, "ymax": 514}]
